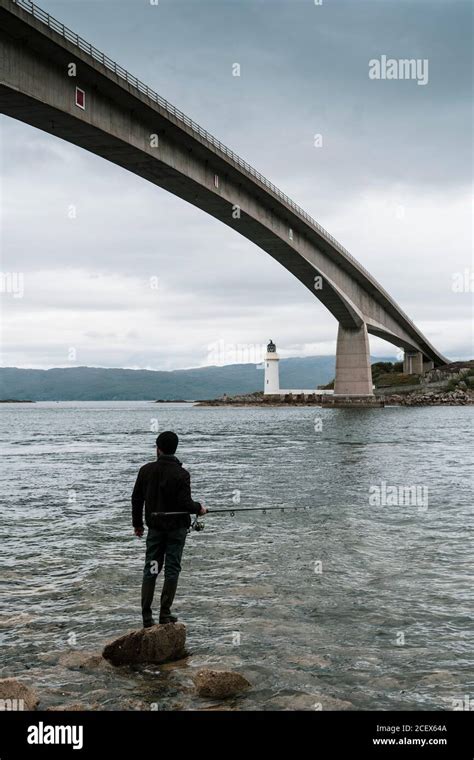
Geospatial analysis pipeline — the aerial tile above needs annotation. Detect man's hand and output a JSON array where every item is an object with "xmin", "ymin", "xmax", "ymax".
[
  {"xmin": 198, "ymin": 506, "xmax": 208, "ymax": 515},
  {"xmin": 134, "ymin": 527, "xmax": 144, "ymax": 537}
]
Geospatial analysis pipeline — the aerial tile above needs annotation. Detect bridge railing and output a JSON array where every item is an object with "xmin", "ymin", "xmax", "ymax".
[{"xmin": 10, "ymin": 0, "xmax": 421, "ymax": 336}]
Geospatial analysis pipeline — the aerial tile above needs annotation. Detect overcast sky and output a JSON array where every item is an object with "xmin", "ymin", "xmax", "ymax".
[{"xmin": 1, "ymin": 0, "xmax": 472, "ymax": 369}]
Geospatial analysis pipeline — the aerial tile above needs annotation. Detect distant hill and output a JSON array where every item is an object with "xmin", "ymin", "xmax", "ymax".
[{"xmin": 0, "ymin": 356, "xmax": 395, "ymax": 401}]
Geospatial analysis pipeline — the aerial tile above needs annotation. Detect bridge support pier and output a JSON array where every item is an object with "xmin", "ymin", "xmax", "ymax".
[
  {"xmin": 403, "ymin": 351, "xmax": 424, "ymax": 375},
  {"xmin": 334, "ymin": 323, "xmax": 373, "ymax": 396},
  {"xmin": 423, "ymin": 359, "xmax": 435, "ymax": 373}
]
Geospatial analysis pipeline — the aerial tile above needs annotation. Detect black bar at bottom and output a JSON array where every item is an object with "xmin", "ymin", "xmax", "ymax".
[{"xmin": 0, "ymin": 710, "xmax": 472, "ymax": 758}]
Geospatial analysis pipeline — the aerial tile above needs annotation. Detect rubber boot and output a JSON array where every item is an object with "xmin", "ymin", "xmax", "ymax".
[
  {"xmin": 159, "ymin": 579, "xmax": 179, "ymax": 624},
  {"xmin": 141, "ymin": 577, "xmax": 157, "ymax": 628}
]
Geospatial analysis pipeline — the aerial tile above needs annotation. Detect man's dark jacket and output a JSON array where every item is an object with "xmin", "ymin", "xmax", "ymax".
[{"xmin": 132, "ymin": 454, "xmax": 201, "ymax": 531}]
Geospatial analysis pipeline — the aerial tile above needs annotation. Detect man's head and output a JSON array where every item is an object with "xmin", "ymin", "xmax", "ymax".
[{"xmin": 156, "ymin": 431, "xmax": 179, "ymax": 456}]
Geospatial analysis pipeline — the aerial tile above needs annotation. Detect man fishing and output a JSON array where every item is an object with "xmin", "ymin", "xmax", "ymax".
[{"xmin": 131, "ymin": 431, "xmax": 206, "ymax": 627}]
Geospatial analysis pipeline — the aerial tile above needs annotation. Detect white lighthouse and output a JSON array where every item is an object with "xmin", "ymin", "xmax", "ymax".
[
  {"xmin": 264, "ymin": 339, "xmax": 280, "ymax": 394},
  {"xmin": 262, "ymin": 339, "xmax": 334, "ymax": 397}
]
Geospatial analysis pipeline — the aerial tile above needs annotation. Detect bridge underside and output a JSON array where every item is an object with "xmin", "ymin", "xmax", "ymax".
[{"xmin": 0, "ymin": 0, "xmax": 449, "ymax": 397}]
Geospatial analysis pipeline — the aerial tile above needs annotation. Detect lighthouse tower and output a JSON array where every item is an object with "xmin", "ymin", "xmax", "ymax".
[{"xmin": 264, "ymin": 339, "xmax": 280, "ymax": 394}]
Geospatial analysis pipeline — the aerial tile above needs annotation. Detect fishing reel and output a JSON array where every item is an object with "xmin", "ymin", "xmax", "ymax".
[{"xmin": 191, "ymin": 516, "xmax": 205, "ymax": 532}]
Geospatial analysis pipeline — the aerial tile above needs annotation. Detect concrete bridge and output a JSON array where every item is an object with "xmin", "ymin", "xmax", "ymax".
[{"xmin": 0, "ymin": 0, "xmax": 449, "ymax": 395}]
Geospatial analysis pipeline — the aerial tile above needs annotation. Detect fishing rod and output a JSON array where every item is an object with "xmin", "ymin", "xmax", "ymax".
[{"xmin": 151, "ymin": 505, "xmax": 312, "ymax": 531}]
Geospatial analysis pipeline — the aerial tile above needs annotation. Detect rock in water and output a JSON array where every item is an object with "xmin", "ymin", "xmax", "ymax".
[
  {"xmin": 193, "ymin": 669, "xmax": 251, "ymax": 699},
  {"xmin": 57, "ymin": 651, "xmax": 112, "ymax": 672},
  {"xmin": 102, "ymin": 623, "xmax": 186, "ymax": 665},
  {"xmin": 0, "ymin": 678, "xmax": 39, "ymax": 710}
]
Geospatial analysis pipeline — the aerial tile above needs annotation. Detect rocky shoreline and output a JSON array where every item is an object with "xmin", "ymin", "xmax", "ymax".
[
  {"xmin": 0, "ymin": 399, "xmax": 34, "ymax": 403},
  {"xmin": 154, "ymin": 399, "xmax": 190, "ymax": 403},
  {"xmin": 197, "ymin": 389, "xmax": 473, "ymax": 407},
  {"xmin": 383, "ymin": 389, "xmax": 473, "ymax": 406}
]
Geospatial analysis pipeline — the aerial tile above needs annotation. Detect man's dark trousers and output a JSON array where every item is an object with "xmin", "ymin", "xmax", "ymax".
[{"xmin": 142, "ymin": 526, "xmax": 188, "ymax": 625}]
